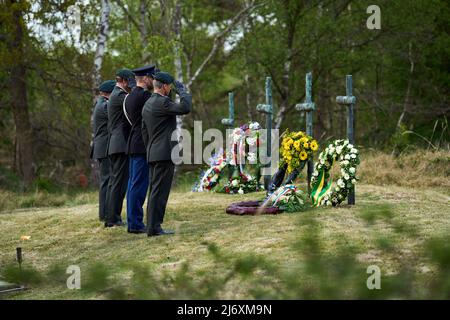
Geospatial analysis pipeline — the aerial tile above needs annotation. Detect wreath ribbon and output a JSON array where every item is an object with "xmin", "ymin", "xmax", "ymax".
[
  {"xmin": 311, "ymin": 165, "xmax": 333, "ymax": 207},
  {"xmin": 271, "ymin": 185, "xmax": 296, "ymax": 206}
]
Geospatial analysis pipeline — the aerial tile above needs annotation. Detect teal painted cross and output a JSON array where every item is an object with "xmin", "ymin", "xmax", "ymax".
[
  {"xmin": 295, "ymin": 72, "xmax": 316, "ymax": 193},
  {"xmin": 221, "ymin": 92, "xmax": 235, "ymax": 127},
  {"xmin": 256, "ymin": 77, "xmax": 273, "ymax": 190},
  {"xmin": 336, "ymin": 75, "xmax": 356, "ymax": 205}
]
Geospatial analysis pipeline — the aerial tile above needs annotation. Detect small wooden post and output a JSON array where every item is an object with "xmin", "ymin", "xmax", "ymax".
[
  {"xmin": 336, "ymin": 75, "xmax": 356, "ymax": 205},
  {"xmin": 256, "ymin": 77, "xmax": 273, "ymax": 191},
  {"xmin": 295, "ymin": 72, "xmax": 316, "ymax": 194},
  {"xmin": 221, "ymin": 92, "xmax": 235, "ymax": 128},
  {"xmin": 16, "ymin": 247, "xmax": 22, "ymax": 270}
]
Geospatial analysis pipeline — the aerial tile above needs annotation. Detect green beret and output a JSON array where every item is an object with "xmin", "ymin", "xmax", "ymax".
[
  {"xmin": 116, "ymin": 68, "xmax": 135, "ymax": 79},
  {"xmin": 153, "ymin": 71, "xmax": 174, "ymax": 85},
  {"xmin": 98, "ymin": 80, "xmax": 116, "ymax": 93}
]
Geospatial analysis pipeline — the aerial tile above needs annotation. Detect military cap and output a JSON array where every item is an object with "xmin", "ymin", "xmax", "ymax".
[
  {"xmin": 116, "ymin": 68, "xmax": 135, "ymax": 79},
  {"xmin": 98, "ymin": 80, "xmax": 116, "ymax": 93},
  {"xmin": 132, "ymin": 64, "xmax": 157, "ymax": 77},
  {"xmin": 153, "ymin": 71, "xmax": 174, "ymax": 85}
]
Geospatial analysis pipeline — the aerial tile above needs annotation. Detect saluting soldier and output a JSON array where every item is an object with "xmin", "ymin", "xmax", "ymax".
[
  {"xmin": 105, "ymin": 69, "xmax": 136, "ymax": 228},
  {"xmin": 90, "ymin": 80, "xmax": 115, "ymax": 222},
  {"xmin": 123, "ymin": 65, "xmax": 158, "ymax": 234},
  {"xmin": 141, "ymin": 72, "xmax": 192, "ymax": 236}
]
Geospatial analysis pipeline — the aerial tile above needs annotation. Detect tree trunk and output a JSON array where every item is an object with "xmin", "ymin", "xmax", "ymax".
[
  {"xmin": 396, "ymin": 41, "xmax": 414, "ymax": 131},
  {"xmin": 91, "ymin": 0, "xmax": 111, "ymax": 185},
  {"xmin": 9, "ymin": 0, "xmax": 35, "ymax": 185},
  {"xmin": 173, "ymin": 0, "xmax": 184, "ymax": 135},
  {"xmin": 140, "ymin": 0, "xmax": 150, "ymax": 62},
  {"xmin": 172, "ymin": 0, "xmax": 184, "ymax": 184},
  {"xmin": 93, "ymin": 0, "xmax": 110, "ymax": 90}
]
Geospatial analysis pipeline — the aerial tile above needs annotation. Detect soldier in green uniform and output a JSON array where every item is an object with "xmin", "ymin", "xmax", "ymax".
[
  {"xmin": 90, "ymin": 80, "xmax": 115, "ymax": 221},
  {"xmin": 105, "ymin": 69, "xmax": 136, "ymax": 227},
  {"xmin": 141, "ymin": 72, "xmax": 192, "ymax": 236}
]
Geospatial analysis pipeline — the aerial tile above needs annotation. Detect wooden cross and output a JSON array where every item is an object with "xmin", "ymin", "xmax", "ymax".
[
  {"xmin": 295, "ymin": 72, "xmax": 316, "ymax": 194},
  {"xmin": 336, "ymin": 75, "xmax": 356, "ymax": 205},
  {"xmin": 256, "ymin": 77, "xmax": 273, "ymax": 190},
  {"xmin": 221, "ymin": 92, "xmax": 235, "ymax": 127}
]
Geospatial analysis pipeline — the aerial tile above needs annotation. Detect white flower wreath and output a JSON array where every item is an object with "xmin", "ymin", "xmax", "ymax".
[{"xmin": 310, "ymin": 139, "xmax": 360, "ymax": 206}]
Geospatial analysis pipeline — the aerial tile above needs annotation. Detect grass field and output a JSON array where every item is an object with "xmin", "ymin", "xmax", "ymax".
[{"xmin": 0, "ymin": 182, "xmax": 449, "ymax": 299}]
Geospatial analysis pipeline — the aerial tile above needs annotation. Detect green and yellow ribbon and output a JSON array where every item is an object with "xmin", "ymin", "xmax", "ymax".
[{"xmin": 310, "ymin": 168, "xmax": 332, "ymax": 207}]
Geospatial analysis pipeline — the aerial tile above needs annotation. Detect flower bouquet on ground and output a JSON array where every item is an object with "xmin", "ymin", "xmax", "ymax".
[
  {"xmin": 280, "ymin": 129, "xmax": 319, "ymax": 173},
  {"xmin": 192, "ymin": 151, "xmax": 228, "ymax": 192},
  {"xmin": 267, "ymin": 184, "xmax": 309, "ymax": 212},
  {"xmin": 218, "ymin": 172, "xmax": 264, "ymax": 194}
]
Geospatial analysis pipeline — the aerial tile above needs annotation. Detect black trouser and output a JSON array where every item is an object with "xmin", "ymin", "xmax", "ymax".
[
  {"xmin": 146, "ymin": 161, "xmax": 175, "ymax": 234},
  {"xmin": 106, "ymin": 153, "xmax": 129, "ymax": 224},
  {"xmin": 98, "ymin": 157, "xmax": 111, "ymax": 221}
]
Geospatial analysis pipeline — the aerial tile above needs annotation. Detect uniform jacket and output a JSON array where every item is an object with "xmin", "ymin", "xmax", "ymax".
[
  {"xmin": 90, "ymin": 96, "xmax": 109, "ymax": 159},
  {"xmin": 141, "ymin": 92, "xmax": 192, "ymax": 163},
  {"xmin": 107, "ymin": 85, "xmax": 131, "ymax": 155},
  {"xmin": 124, "ymin": 86, "xmax": 152, "ymax": 155}
]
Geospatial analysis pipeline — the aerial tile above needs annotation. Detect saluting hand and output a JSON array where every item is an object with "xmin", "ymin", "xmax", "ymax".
[{"xmin": 173, "ymin": 80, "xmax": 187, "ymax": 95}]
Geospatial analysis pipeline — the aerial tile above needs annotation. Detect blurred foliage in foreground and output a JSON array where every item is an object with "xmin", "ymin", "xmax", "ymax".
[{"xmin": 2, "ymin": 204, "xmax": 450, "ymax": 299}]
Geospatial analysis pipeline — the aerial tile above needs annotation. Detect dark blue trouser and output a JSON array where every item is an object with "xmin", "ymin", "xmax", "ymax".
[{"xmin": 126, "ymin": 155, "xmax": 149, "ymax": 231}]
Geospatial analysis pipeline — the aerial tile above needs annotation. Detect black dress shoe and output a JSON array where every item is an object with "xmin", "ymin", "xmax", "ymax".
[
  {"xmin": 128, "ymin": 228, "xmax": 146, "ymax": 234},
  {"xmin": 104, "ymin": 221, "xmax": 125, "ymax": 228},
  {"xmin": 147, "ymin": 229, "xmax": 175, "ymax": 237}
]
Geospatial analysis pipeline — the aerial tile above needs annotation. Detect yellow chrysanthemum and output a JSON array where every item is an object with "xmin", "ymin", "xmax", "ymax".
[
  {"xmin": 299, "ymin": 151, "xmax": 308, "ymax": 161},
  {"xmin": 294, "ymin": 140, "xmax": 301, "ymax": 151},
  {"xmin": 299, "ymin": 137, "xmax": 308, "ymax": 144},
  {"xmin": 294, "ymin": 132, "xmax": 304, "ymax": 139},
  {"xmin": 303, "ymin": 142, "xmax": 310, "ymax": 149},
  {"xmin": 310, "ymin": 141, "xmax": 318, "ymax": 151}
]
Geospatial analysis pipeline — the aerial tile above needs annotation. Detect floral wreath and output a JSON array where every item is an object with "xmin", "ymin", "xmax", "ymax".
[
  {"xmin": 310, "ymin": 139, "xmax": 360, "ymax": 206},
  {"xmin": 192, "ymin": 122, "xmax": 262, "ymax": 193},
  {"xmin": 280, "ymin": 130, "xmax": 319, "ymax": 173},
  {"xmin": 192, "ymin": 151, "xmax": 228, "ymax": 192}
]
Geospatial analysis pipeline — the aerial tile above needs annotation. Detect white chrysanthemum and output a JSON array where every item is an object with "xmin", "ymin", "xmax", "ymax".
[
  {"xmin": 349, "ymin": 167, "xmax": 356, "ymax": 174},
  {"xmin": 347, "ymin": 143, "xmax": 353, "ymax": 149},
  {"xmin": 351, "ymin": 154, "xmax": 357, "ymax": 159},
  {"xmin": 351, "ymin": 148, "xmax": 358, "ymax": 154},
  {"xmin": 345, "ymin": 154, "xmax": 350, "ymax": 160},
  {"xmin": 344, "ymin": 174, "xmax": 350, "ymax": 180},
  {"xmin": 336, "ymin": 146, "xmax": 343, "ymax": 154},
  {"xmin": 352, "ymin": 179, "xmax": 357, "ymax": 184},
  {"xmin": 238, "ymin": 188, "xmax": 244, "ymax": 194},
  {"xmin": 247, "ymin": 152, "xmax": 257, "ymax": 163},
  {"xmin": 249, "ymin": 122, "xmax": 261, "ymax": 130},
  {"xmin": 246, "ymin": 137, "xmax": 257, "ymax": 146},
  {"xmin": 231, "ymin": 179, "xmax": 239, "ymax": 187}
]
